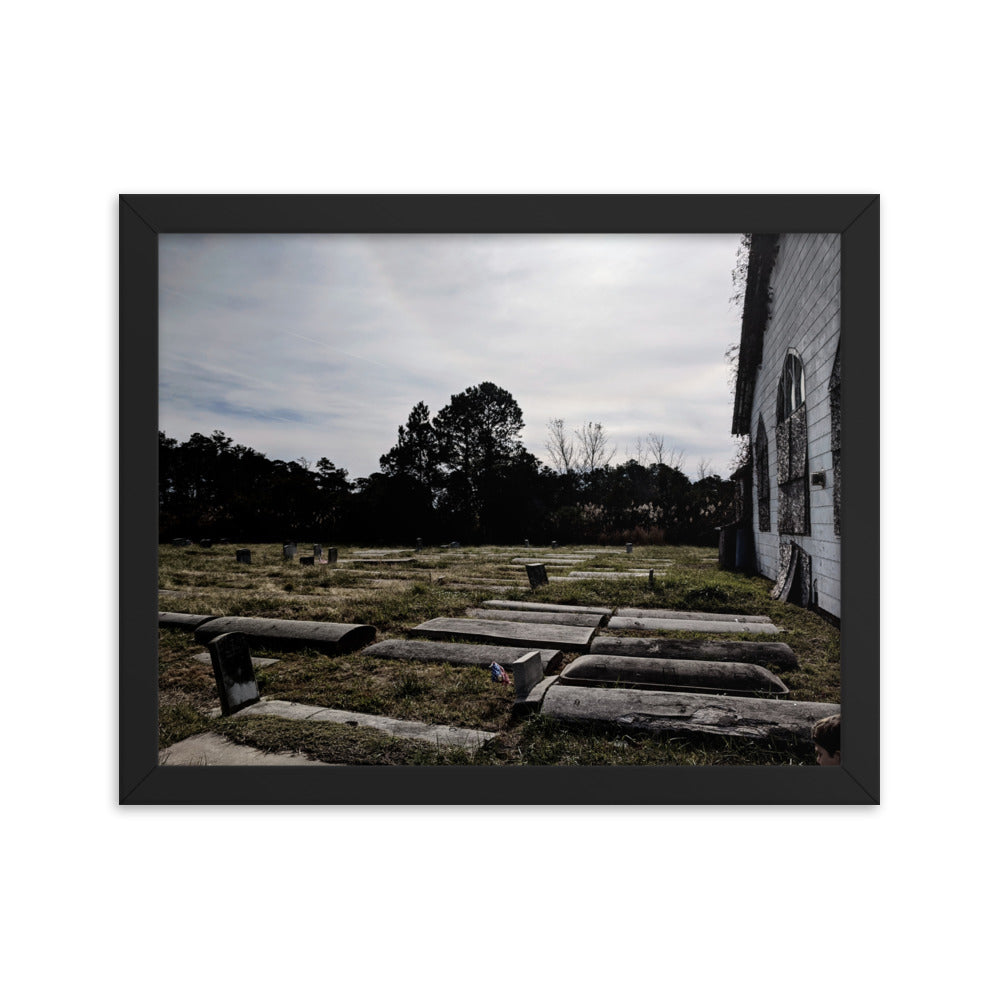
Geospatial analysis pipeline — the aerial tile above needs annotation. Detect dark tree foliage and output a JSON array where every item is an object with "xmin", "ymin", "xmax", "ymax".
[{"xmin": 159, "ymin": 385, "xmax": 737, "ymax": 545}]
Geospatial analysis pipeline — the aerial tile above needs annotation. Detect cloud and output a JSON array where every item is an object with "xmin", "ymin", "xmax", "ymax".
[{"xmin": 159, "ymin": 233, "xmax": 744, "ymax": 478}]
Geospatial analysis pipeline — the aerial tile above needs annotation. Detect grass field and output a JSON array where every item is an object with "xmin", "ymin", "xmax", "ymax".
[{"xmin": 158, "ymin": 542, "xmax": 840, "ymax": 766}]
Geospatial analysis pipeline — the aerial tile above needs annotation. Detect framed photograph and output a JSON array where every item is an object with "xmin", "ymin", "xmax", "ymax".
[{"xmin": 121, "ymin": 194, "xmax": 878, "ymax": 804}]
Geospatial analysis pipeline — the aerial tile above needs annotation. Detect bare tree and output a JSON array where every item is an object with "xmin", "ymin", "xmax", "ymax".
[
  {"xmin": 544, "ymin": 418, "xmax": 576, "ymax": 474},
  {"xmin": 575, "ymin": 421, "xmax": 617, "ymax": 473},
  {"xmin": 647, "ymin": 433, "xmax": 666, "ymax": 465},
  {"xmin": 665, "ymin": 447, "xmax": 686, "ymax": 473},
  {"xmin": 627, "ymin": 435, "xmax": 647, "ymax": 466},
  {"xmin": 696, "ymin": 457, "xmax": 713, "ymax": 481}
]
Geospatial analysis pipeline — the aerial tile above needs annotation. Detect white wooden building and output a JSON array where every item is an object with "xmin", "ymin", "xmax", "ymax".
[{"xmin": 731, "ymin": 233, "xmax": 841, "ymax": 623}]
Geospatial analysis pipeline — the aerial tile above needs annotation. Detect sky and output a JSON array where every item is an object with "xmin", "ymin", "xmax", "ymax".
[{"xmin": 159, "ymin": 233, "xmax": 745, "ymax": 481}]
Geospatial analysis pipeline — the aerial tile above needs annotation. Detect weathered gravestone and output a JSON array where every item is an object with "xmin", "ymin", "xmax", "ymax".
[
  {"xmin": 282, "ymin": 543, "xmax": 296, "ymax": 559},
  {"xmin": 525, "ymin": 563, "xmax": 548, "ymax": 589},
  {"xmin": 328, "ymin": 548, "xmax": 338, "ymax": 564},
  {"xmin": 450, "ymin": 541, "xmax": 461, "ymax": 548},
  {"xmin": 300, "ymin": 556, "xmax": 314, "ymax": 566},
  {"xmin": 195, "ymin": 616, "xmax": 375, "ymax": 653},
  {"xmin": 626, "ymin": 542, "xmax": 633, "ymax": 554},
  {"xmin": 313, "ymin": 544, "xmax": 323, "ymax": 559},
  {"xmin": 199, "ymin": 538, "xmax": 213, "ymax": 548},
  {"xmin": 551, "ymin": 540, "xmax": 558, "ymax": 549},
  {"xmin": 236, "ymin": 548, "xmax": 251, "ymax": 564},
  {"xmin": 207, "ymin": 632, "xmax": 260, "ymax": 715},
  {"xmin": 416, "ymin": 537, "xmax": 423, "ymax": 552},
  {"xmin": 524, "ymin": 538, "xmax": 530, "ymax": 547},
  {"xmin": 171, "ymin": 538, "xmax": 192, "ymax": 547}
]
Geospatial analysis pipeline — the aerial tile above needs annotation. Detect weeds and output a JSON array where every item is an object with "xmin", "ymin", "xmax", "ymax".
[{"xmin": 158, "ymin": 541, "xmax": 840, "ymax": 764}]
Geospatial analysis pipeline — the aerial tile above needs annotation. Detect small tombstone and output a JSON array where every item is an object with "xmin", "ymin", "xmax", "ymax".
[
  {"xmin": 328, "ymin": 547, "xmax": 338, "ymax": 564},
  {"xmin": 551, "ymin": 540, "xmax": 558, "ymax": 549},
  {"xmin": 300, "ymin": 556, "xmax": 314, "ymax": 566},
  {"xmin": 512, "ymin": 651, "xmax": 545, "ymax": 699},
  {"xmin": 284, "ymin": 541, "xmax": 297, "ymax": 556},
  {"xmin": 451, "ymin": 541, "xmax": 460, "ymax": 548},
  {"xmin": 199, "ymin": 538, "xmax": 213, "ymax": 548},
  {"xmin": 282, "ymin": 543, "xmax": 295, "ymax": 560},
  {"xmin": 207, "ymin": 632, "xmax": 260, "ymax": 715},
  {"xmin": 524, "ymin": 538, "xmax": 530, "ymax": 548},
  {"xmin": 416, "ymin": 537, "xmax": 423, "ymax": 552},
  {"xmin": 649, "ymin": 570, "xmax": 655, "ymax": 586},
  {"xmin": 626, "ymin": 542, "xmax": 633, "ymax": 554},
  {"xmin": 313, "ymin": 543, "xmax": 323, "ymax": 558},
  {"xmin": 525, "ymin": 563, "xmax": 549, "ymax": 589},
  {"xmin": 172, "ymin": 538, "xmax": 192, "ymax": 547},
  {"xmin": 236, "ymin": 548, "xmax": 251, "ymax": 564}
]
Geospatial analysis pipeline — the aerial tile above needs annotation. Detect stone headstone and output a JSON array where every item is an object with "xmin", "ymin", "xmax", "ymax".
[
  {"xmin": 512, "ymin": 651, "xmax": 545, "ymax": 698},
  {"xmin": 300, "ymin": 556, "xmax": 314, "ymax": 566},
  {"xmin": 524, "ymin": 538, "xmax": 530, "ymax": 548},
  {"xmin": 313, "ymin": 544, "xmax": 323, "ymax": 558},
  {"xmin": 649, "ymin": 570, "xmax": 655, "ymax": 585},
  {"xmin": 207, "ymin": 632, "xmax": 260, "ymax": 715},
  {"xmin": 199, "ymin": 538, "xmax": 213, "ymax": 548},
  {"xmin": 171, "ymin": 538, "xmax": 192, "ymax": 547},
  {"xmin": 282, "ymin": 543, "xmax": 296, "ymax": 559},
  {"xmin": 551, "ymin": 540, "xmax": 558, "ymax": 549},
  {"xmin": 525, "ymin": 563, "xmax": 549, "ymax": 589},
  {"xmin": 416, "ymin": 537, "xmax": 423, "ymax": 552},
  {"xmin": 328, "ymin": 547, "xmax": 338, "ymax": 564},
  {"xmin": 626, "ymin": 542, "xmax": 633, "ymax": 554},
  {"xmin": 236, "ymin": 548, "xmax": 251, "ymax": 564},
  {"xmin": 451, "ymin": 541, "xmax": 461, "ymax": 548}
]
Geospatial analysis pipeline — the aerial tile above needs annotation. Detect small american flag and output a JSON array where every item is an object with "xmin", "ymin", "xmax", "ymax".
[{"xmin": 490, "ymin": 661, "xmax": 512, "ymax": 685}]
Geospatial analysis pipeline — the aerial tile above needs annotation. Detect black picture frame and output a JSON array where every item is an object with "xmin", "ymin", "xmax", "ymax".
[{"xmin": 121, "ymin": 194, "xmax": 879, "ymax": 805}]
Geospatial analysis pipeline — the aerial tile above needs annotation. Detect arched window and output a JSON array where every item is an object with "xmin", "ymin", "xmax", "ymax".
[
  {"xmin": 754, "ymin": 415, "xmax": 771, "ymax": 533},
  {"xmin": 775, "ymin": 350, "xmax": 810, "ymax": 535},
  {"xmin": 776, "ymin": 352, "xmax": 806, "ymax": 423}
]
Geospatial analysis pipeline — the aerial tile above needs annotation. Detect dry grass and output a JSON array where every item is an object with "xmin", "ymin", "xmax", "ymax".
[{"xmin": 158, "ymin": 541, "xmax": 839, "ymax": 765}]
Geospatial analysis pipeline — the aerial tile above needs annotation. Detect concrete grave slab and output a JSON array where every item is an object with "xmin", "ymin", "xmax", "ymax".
[
  {"xmin": 606, "ymin": 616, "xmax": 782, "ymax": 635},
  {"xmin": 193, "ymin": 652, "xmax": 279, "ymax": 669},
  {"xmin": 617, "ymin": 607, "xmax": 773, "ymax": 624},
  {"xmin": 158, "ymin": 612, "xmax": 220, "ymax": 631},
  {"xmin": 467, "ymin": 607, "xmax": 608, "ymax": 628},
  {"xmin": 589, "ymin": 636, "xmax": 798, "ymax": 671},
  {"xmin": 238, "ymin": 699, "xmax": 494, "ymax": 749},
  {"xmin": 559, "ymin": 654, "xmax": 789, "ymax": 695},
  {"xmin": 410, "ymin": 617, "xmax": 595, "ymax": 653},
  {"xmin": 159, "ymin": 732, "xmax": 336, "ymax": 766},
  {"xmin": 541, "ymin": 686, "xmax": 839, "ymax": 744},
  {"xmin": 364, "ymin": 639, "xmax": 563, "ymax": 672},
  {"xmin": 483, "ymin": 600, "xmax": 614, "ymax": 616},
  {"xmin": 194, "ymin": 616, "xmax": 375, "ymax": 653}
]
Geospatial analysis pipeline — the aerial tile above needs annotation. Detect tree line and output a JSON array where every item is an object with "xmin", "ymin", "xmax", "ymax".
[{"xmin": 159, "ymin": 382, "xmax": 735, "ymax": 546}]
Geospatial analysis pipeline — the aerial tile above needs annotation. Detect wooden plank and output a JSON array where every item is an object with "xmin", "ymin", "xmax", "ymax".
[
  {"xmin": 467, "ymin": 608, "xmax": 607, "ymax": 628},
  {"xmin": 589, "ymin": 636, "xmax": 798, "ymax": 671},
  {"xmin": 363, "ymin": 639, "xmax": 563, "ymax": 672},
  {"xmin": 617, "ymin": 607, "xmax": 773, "ymax": 624},
  {"xmin": 541, "ymin": 685, "xmax": 839, "ymax": 744},
  {"xmin": 606, "ymin": 616, "xmax": 781, "ymax": 635},
  {"xmin": 409, "ymin": 617, "xmax": 595, "ymax": 653},
  {"xmin": 559, "ymin": 654, "xmax": 789, "ymax": 695}
]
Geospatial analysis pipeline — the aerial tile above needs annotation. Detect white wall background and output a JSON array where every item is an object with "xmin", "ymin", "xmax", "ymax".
[{"xmin": 4, "ymin": 3, "xmax": 996, "ymax": 999}]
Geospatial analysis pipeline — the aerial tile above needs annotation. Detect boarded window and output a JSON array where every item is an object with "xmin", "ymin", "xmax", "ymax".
[
  {"xmin": 754, "ymin": 416, "xmax": 771, "ymax": 533},
  {"xmin": 776, "ymin": 352, "xmax": 810, "ymax": 535}
]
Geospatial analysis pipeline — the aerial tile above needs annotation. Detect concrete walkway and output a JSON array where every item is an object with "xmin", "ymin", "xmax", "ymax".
[{"xmin": 158, "ymin": 731, "xmax": 337, "ymax": 766}]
